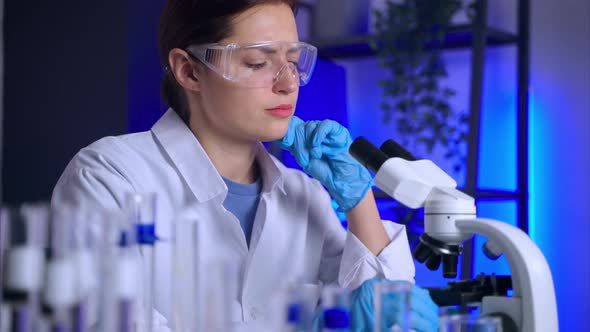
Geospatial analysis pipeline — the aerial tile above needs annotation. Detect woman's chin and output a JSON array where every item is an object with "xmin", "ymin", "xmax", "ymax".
[
  {"xmin": 258, "ymin": 123, "xmax": 290, "ymax": 142},
  {"xmin": 259, "ymin": 132, "xmax": 287, "ymax": 143}
]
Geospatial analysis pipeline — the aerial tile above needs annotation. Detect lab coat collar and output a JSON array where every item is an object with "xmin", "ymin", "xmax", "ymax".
[
  {"xmin": 254, "ymin": 143, "xmax": 286, "ymax": 195},
  {"xmin": 151, "ymin": 109, "xmax": 286, "ymax": 203}
]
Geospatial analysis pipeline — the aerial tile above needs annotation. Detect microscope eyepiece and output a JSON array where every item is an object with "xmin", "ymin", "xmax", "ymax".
[
  {"xmin": 349, "ymin": 137, "xmax": 389, "ymax": 174},
  {"xmin": 379, "ymin": 139, "xmax": 417, "ymax": 161}
]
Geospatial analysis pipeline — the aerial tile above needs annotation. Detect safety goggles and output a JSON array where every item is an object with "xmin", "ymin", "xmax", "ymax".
[{"xmin": 185, "ymin": 41, "xmax": 318, "ymax": 88}]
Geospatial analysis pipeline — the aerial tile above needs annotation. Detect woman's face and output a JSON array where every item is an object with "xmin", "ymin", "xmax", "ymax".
[{"xmin": 192, "ymin": 3, "xmax": 300, "ymax": 143}]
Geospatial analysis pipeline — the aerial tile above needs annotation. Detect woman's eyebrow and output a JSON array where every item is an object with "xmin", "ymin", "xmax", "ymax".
[
  {"xmin": 251, "ymin": 44, "xmax": 301, "ymax": 54},
  {"xmin": 255, "ymin": 46, "xmax": 278, "ymax": 54}
]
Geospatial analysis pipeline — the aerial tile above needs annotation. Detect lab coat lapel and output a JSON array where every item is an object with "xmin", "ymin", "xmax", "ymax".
[
  {"xmin": 241, "ymin": 147, "xmax": 310, "ymax": 318},
  {"xmin": 246, "ymin": 144, "xmax": 286, "ymax": 251},
  {"xmin": 241, "ymin": 189, "xmax": 311, "ymax": 320},
  {"xmin": 150, "ymin": 109, "xmax": 227, "ymax": 203},
  {"xmin": 151, "ymin": 110, "xmax": 248, "ymax": 255}
]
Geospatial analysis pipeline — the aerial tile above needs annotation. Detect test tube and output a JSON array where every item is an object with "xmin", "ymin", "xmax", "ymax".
[
  {"xmin": 43, "ymin": 206, "xmax": 79, "ymax": 332},
  {"xmin": 116, "ymin": 240, "xmax": 139, "ymax": 332},
  {"xmin": 203, "ymin": 261, "xmax": 238, "ymax": 332},
  {"xmin": 372, "ymin": 280, "xmax": 411, "ymax": 332},
  {"xmin": 320, "ymin": 285, "xmax": 351, "ymax": 332},
  {"xmin": 125, "ymin": 193, "xmax": 157, "ymax": 332},
  {"xmin": 274, "ymin": 282, "xmax": 321, "ymax": 332},
  {"xmin": 96, "ymin": 209, "xmax": 140, "ymax": 332},
  {"xmin": 172, "ymin": 213, "xmax": 199, "ymax": 332},
  {"xmin": 439, "ymin": 314, "xmax": 503, "ymax": 332},
  {"xmin": 70, "ymin": 207, "xmax": 101, "ymax": 332},
  {"xmin": 2, "ymin": 203, "xmax": 50, "ymax": 332},
  {"xmin": 471, "ymin": 316, "xmax": 503, "ymax": 332},
  {"xmin": 0, "ymin": 207, "xmax": 9, "ymax": 331}
]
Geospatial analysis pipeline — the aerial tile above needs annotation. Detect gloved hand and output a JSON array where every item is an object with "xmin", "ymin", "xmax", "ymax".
[
  {"xmin": 351, "ymin": 278, "xmax": 439, "ymax": 332},
  {"xmin": 277, "ymin": 116, "xmax": 373, "ymax": 212}
]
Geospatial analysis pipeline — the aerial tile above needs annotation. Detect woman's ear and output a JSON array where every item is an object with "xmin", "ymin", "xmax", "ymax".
[{"xmin": 168, "ymin": 48, "xmax": 202, "ymax": 92}]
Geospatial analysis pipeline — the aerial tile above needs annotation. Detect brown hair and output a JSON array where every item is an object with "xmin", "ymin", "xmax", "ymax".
[{"xmin": 158, "ymin": 0, "xmax": 298, "ymax": 123}]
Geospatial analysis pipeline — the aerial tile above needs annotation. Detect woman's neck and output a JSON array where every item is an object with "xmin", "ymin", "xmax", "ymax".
[
  {"xmin": 186, "ymin": 97, "xmax": 261, "ymax": 184},
  {"xmin": 192, "ymin": 126, "xmax": 260, "ymax": 184}
]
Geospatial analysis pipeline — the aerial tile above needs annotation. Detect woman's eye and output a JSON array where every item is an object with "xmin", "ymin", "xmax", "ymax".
[{"xmin": 246, "ymin": 62, "xmax": 267, "ymax": 70}]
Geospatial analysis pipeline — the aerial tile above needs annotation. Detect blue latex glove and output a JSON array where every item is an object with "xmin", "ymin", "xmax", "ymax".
[
  {"xmin": 277, "ymin": 116, "xmax": 373, "ymax": 212},
  {"xmin": 351, "ymin": 278, "xmax": 439, "ymax": 332}
]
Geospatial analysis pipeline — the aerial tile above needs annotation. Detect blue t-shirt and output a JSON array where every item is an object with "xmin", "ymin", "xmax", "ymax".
[{"xmin": 222, "ymin": 176, "xmax": 262, "ymax": 247}]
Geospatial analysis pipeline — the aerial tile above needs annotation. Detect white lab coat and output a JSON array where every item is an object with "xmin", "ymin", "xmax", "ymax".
[{"xmin": 51, "ymin": 109, "xmax": 415, "ymax": 328}]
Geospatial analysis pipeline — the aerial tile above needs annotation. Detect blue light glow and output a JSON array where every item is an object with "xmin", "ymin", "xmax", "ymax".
[
  {"xmin": 477, "ymin": 66, "xmax": 517, "ymax": 192},
  {"xmin": 528, "ymin": 92, "xmax": 536, "ymax": 242},
  {"xmin": 527, "ymin": 91, "xmax": 551, "ymax": 248}
]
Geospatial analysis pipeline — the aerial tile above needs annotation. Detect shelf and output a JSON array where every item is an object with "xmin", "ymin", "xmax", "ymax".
[{"xmin": 313, "ymin": 24, "xmax": 519, "ymax": 59}]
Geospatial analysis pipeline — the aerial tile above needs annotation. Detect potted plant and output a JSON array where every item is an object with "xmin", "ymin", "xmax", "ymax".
[
  {"xmin": 371, "ymin": 0, "xmax": 474, "ymax": 245},
  {"xmin": 371, "ymin": 0, "xmax": 472, "ymax": 172}
]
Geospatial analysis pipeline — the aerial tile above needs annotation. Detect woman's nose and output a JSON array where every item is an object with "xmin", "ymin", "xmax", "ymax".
[{"xmin": 272, "ymin": 63, "xmax": 299, "ymax": 94}]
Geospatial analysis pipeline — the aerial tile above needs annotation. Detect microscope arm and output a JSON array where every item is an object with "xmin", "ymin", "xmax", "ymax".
[
  {"xmin": 349, "ymin": 137, "xmax": 558, "ymax": 331},
  {"xmin": 455, "ymin": 218, "xmax": 558, "ymax": 332}
]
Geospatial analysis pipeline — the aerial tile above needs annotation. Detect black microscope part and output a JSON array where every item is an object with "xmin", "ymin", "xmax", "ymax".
[
  {"xmin": 415, "ymin": 233, "xmax": 462, "ymax": 256},
  {"xmin": 412, "ymin": 242, "xmax": 432, "ymax": 263},
  {"xmin": 350, "ymin": 137, "xmax": 389, "ymax": 174},
  {"xmin": 442, "ymin": 254, "xmax": 459, "ymax": 278},
  {"xmin": 420, "ymin": 233, "xmax": 462, "ymax": 255},
  {"xmin": 425, "ymin": 254, "xmax": 442, "ymax": 271},
  {"xmin": 427, "ymin": 273, "xmax": 513, "ymax": 307},
  {"xmin": 379, "ymin": 139, "xmax": 417, "ymax": 161}
]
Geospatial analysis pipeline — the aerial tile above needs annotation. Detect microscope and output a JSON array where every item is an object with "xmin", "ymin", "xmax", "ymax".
[{"xmin": 349, "ymin": 137, "xmax": 558, "ymax": 332}]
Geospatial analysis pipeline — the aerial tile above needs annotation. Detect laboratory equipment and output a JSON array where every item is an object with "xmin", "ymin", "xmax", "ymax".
[
  {"xmin": 96, "ymin": 209, "xmax": 140, "ymax": 332},
  {"xmin": 288, "ymin": 283, "xmax": 320, "ymax": 332},
  {"xmin": 439, "ymin": 313, "xmax": 503, "ymax": 332},
  {"xmin": 427, "ymin": 274, "xmax": 513, "ymax": 307},
  {"xmin": 320, "ymin": 286, "xmax": 351, "ymax": 332},
  {"xmin": 42, "ymin": 207, "xmax": 77, "ymax": 332},
  {"xmin": 172, "ymin": 206, "xmax": 240, "ymax": 332},
  {"xmin": 202, "ymin": 262, "xmax": 238, "ymax": 332},
  {"xmin": 1, "ymin": 203, "xmax": 50, "ymax": 332},
  {"xmin": 270, "ymin": 282, "xmax": 319, "ymax": 332},
  {"xmin": 172, "ymin": 213, "xmax": 199, "ymax": 332},
  {"xmin": 349, "ymin": 137, "xmax": 558, "ymax": 332},
  {"xmin": 70, "ymin": 207, "xmax": 101, "ymax": 332},
  {"xmin": 125, "ymin": 193, "xmax": 157, "ymax": 332},
  {"xmin": 372, "ymin": 280, "xmax": 411, "ymax": 332},
  {"xmin": 284, "ymin": 298, "xmax": 301, "ymax": 332},
  {"xmin": 0, "ymin": 207, "xmax": 9, "ymax": 331}
]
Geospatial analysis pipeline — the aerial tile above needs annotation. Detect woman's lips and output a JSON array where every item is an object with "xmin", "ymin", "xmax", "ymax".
[{"xmin": 266, "ymin": 104, "xmax": 293, "ymax": 117}]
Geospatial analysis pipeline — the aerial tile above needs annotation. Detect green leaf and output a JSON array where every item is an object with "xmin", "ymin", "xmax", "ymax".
[
  {"xmin": 419, "ymin": 96, "xmax": 435, "ymax": 106},
  {"xmin": 375, "ymin": 0, "xmax": 465, "ymax": 165},
  {"xmin": 443, "ymin": 87, "xmax": 456, "ymax": 97}
]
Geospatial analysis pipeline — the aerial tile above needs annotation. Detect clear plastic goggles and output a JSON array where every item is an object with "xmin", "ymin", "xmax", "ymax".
[{"xmin": 186, "ymin": 41, "xmax": 318, "ymax": 88}]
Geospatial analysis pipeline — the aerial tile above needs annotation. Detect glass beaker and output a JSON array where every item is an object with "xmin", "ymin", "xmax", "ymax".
[
  {"xmin": 439, "ymin": 313, "xmax": 503, "ymax": 332},
  {"xmin": 372, "ymin": 280, "xmax": 412, "ymax": 332},
  {"xmin": 320, "ymin": 285, "xmax": 351, "ymax": 332}
]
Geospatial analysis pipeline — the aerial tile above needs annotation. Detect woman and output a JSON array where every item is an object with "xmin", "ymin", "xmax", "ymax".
[{"xmin": 52, "ymin": 0, "xmax": 437, "ymax": 330}]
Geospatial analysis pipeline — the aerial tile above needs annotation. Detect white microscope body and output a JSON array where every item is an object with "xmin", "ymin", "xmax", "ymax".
[{"xmin": 350, "ymin": 138, "xmax": 558, "ymax": 332}]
